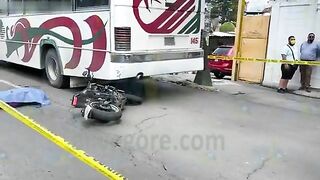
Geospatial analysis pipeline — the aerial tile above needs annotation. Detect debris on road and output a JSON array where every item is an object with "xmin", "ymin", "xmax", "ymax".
[
  {"xmin": 232, "ymin": 91, "xmax": 246, "ymax": 96},
  {"xmin": 154, "ymin": 75, "xmax": 218, "ymax": 92}
]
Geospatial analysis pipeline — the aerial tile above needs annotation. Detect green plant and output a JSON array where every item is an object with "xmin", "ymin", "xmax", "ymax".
[{"xmin": 219, "ymin": 22, "xmax": 235, "ymax": 32}]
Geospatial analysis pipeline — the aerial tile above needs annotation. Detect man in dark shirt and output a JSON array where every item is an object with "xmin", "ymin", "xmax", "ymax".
[{"xmin": 299, "ymin": 33, "xmax": 319, "ymax": 92}]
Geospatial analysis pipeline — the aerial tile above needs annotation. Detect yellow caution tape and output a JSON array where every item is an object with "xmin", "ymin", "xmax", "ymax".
[
  {"xmin": 0, "ymin": 100, "xmax": 126, "ymax": 180},
  {"xmin": 208, "ymin": 55, "xmax": 320, "ymax": 66}
]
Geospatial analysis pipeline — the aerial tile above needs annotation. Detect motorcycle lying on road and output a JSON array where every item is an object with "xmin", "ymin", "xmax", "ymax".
[{"xmin": 71, "ymin": 70, "xmax": 143, "ymax": 122}]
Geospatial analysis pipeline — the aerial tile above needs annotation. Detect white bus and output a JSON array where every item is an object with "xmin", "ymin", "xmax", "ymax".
[{"xmin": 0, "ymin": 0, "xmax": 205, "ymax": 88}]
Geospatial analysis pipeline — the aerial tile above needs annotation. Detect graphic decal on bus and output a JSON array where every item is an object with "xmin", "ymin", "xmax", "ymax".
[
  {"xmin": 133, "ymin": 0, "xmax": 201, "ymax": 34},
  {"xmin": 2, "ymin": 15, "xmax": 107, "ymax": 72},
  {"xmin": 0, "ymin": 20, "xmax": 4, "ymax": 39}
]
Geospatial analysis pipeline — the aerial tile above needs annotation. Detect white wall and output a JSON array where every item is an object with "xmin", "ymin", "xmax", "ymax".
[
  {"xmin": 263, "ymin": 0, "xmax": 320, "ymax": 88},
  {"xmin": 246, "ymin": 0, "xmax": 270, "ymax": 12}
]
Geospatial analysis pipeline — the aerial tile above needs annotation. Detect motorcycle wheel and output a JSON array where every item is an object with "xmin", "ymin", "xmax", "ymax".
[{"xmin": 82, "ymin": 102, "xmax": 122, "ymax": 122}]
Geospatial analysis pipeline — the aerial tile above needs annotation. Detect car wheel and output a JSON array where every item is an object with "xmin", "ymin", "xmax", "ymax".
[
  {"xmin": 214, "ymin": 72, "xmax": 225, "ymax": 79},
  {"xmin": 45, "ymin": 49, "xmax": 69, "ymax": 88}
]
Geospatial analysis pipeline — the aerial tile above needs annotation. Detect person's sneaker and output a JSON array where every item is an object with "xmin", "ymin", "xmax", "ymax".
[
  {"xmin": 284, "ymin": 88, "xmax": 289, "ymax": 93},
  {"xmin": 298, "ymin": 87, "xmax": 305, "ymax": 90},
  {"xmin": 277, "ymin": 88, "xmax": 285, "ymax": 93}
]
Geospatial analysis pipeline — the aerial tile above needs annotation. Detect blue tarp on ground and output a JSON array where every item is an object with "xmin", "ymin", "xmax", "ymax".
[{"xmin": 0, "ymin": 87, "xmax": 50, "ymax": 107}]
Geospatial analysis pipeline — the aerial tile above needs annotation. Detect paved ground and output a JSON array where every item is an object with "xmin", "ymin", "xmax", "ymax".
[{"xmin": 1, "ymin": 62, "xmax": 320, "ymax": 180}]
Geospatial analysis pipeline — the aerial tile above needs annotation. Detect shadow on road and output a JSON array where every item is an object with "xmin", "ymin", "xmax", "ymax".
[{"xmin": 0, "ymin": 61, "xmax": 197, "ymax": 103}]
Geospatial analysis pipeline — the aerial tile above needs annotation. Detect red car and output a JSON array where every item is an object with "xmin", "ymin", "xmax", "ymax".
[{"xmin": 208, "ymin": 46, "xmax": 234, "ymax": 79}]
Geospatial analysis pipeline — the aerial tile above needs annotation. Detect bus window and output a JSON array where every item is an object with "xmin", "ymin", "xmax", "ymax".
[
  {"xmin": 24, "ymin": 0, "xmax": 71, "ymax": 14},
  {"xmin": 0, "ymin": 0, "xmax": 7, "ymax": 15},
  {"xmin": 75, "ymin": 0, "xmax": 108, "ymax": 9},
  {"xmin": 8, "ymin": 0, "xmax": 23, "ymax": 15}
]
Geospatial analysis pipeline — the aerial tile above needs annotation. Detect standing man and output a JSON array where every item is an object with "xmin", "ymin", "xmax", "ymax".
[
  {"xmin": 300, "ymin": 33, "xmax": 319, "ymax": 92},
  {"xmin": 278, "ymin": 36, "xmax": 298, "ymax": 93}
]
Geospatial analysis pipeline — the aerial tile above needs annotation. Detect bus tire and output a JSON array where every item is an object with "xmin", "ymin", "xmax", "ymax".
[{"xmin": 45, "ymin": 49, "xmax": 69, "ymax": 88}]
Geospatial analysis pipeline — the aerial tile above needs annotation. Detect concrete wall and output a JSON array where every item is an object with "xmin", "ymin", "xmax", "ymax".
[{"xmin": 263, "ymin": 0, "xmax": 320, "ymax": 88}]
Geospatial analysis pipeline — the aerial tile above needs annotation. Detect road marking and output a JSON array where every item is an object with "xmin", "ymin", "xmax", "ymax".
[
  {"xmin": 0, "ymin": 80, "xmax": 21, "ymax": 88},
  {"xmin": 0, "ymin": 101, "xmax": 126, "ymax": 180}
]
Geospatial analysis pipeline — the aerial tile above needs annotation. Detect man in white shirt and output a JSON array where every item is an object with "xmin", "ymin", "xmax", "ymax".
[{"xmin": 278, "ymin": 36, "xmax": 298, "ymax": 93}]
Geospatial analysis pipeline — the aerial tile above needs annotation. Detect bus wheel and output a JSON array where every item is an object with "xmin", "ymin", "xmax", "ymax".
[{"xmin": 45, "ymin": 49, "xmax": 69, "ymax": 88}]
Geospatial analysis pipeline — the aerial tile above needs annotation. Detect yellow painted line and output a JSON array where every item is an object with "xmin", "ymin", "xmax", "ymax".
[
  {"xmin": 0, "ymin": 100, "xmax": 126, "ymax": 180},
  {"xmin": 208, "ymin": 55, "xmax": 320, "ymax": 66}
]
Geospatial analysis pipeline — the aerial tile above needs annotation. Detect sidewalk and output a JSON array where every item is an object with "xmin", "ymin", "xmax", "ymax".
[
  {"xmin": 292, "ymin": 88, "xmax": 320, "ymax": 98},
  {"xmin": 154, "ymin": 73, "xmax": 320, "ymax": 99}
]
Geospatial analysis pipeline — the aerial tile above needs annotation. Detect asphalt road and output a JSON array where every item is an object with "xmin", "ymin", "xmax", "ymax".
[{"xmin": 1, "ymin": 61, "xmax": 320, "ymax": 180}]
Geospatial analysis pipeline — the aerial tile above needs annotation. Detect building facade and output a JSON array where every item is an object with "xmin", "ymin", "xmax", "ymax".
[{"xmin": 263, "ymin": 0, "xmax": 320, "ymax": 88}]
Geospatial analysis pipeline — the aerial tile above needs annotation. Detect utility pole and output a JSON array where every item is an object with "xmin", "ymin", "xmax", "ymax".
[
  {"xmin": 231, "ymin": 0, "xmax": 246, "ymax": 81},
  {"xmin": 194, "ymin": 2, "xmax": 213, "ymax": 87}
]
